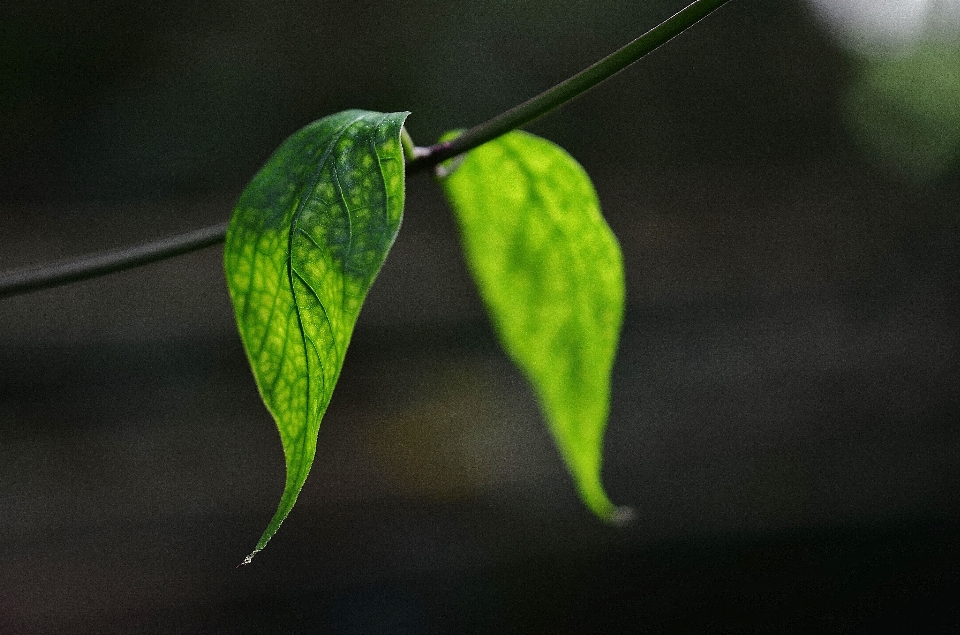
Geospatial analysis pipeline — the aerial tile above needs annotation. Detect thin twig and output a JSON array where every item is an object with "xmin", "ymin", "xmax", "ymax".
[
  {"xmin": 406, "ymin": 0, "xmax": 732, "ymax": 170},
  {"xmin": 0, "ymin": 222, "xmax": 228, "ymax": 298},
  {"xmin": 0, "ymin": 0, "xmax": 732, "ymax": 298}
]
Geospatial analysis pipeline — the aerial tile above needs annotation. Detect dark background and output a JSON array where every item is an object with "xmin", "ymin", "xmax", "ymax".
[{"xmin": 2, "ymin": 0, "xmax": 959, "ymax": 632}]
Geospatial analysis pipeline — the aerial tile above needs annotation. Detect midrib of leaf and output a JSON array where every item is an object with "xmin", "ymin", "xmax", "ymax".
[
  {"xmin": 509, "ymin": 148, "xmax": 616, "ymax": 484},
  {"xmin": 439, "ymin": 129, "xmax": 626, "ymax": 523},
  {"xmin": 229, "ymin": 110, "xmax": 409, "ymax": 564},
  {"xmin": 277, "ymin": 114, "xmax": 367, "ymax": 520}
]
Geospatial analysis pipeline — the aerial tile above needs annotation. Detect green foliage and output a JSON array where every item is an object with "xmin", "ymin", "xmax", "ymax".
[
  {"xmin": 844, "ymin": 43, "xmax": 960, "ymax": 182},
  {"xmin": 439, "ymin": 131, "xmax": 629, "ymax": 523},
  {"xmin": 213, "ymin": 0, "xmax": 736, "ymax": 562},
  {"xmin": 0, "ymin": 0, "xmax": 742, "ymax": 563},
  {"xmin": 224, "ymin": 109, "xmax": 409, "ymax": 564},
  {"xmin": 224, "ymin": 118, "xmax": 631, "ymax": 561}
]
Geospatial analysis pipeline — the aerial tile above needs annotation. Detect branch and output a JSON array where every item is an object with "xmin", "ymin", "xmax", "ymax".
[
  {"xmin": 0, "ymin": 0, "xmax": 732, "ymax": 298},
  {"xmin": 0, "ymin": 222, "xmax": 228, "ymax": 298},
  {"xmin": 406, "ymin": 0, "xmax": 732, "ymax": 169}
]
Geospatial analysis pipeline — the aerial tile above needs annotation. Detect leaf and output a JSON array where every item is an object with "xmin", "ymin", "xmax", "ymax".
[
  {"xmin": 439, "ymin": 130, "xmax": 631, "ymax": 524},
  {"xmin": 224, "ymin": 109, "xmax": 409, "ymax": 563}
]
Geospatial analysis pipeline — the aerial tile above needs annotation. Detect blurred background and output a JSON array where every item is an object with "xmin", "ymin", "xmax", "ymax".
[{"xmin": 1, "ymin": 0, "xmax": 959, "ymax": 632}]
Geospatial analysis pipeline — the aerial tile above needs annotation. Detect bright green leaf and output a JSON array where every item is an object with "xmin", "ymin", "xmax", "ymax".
[
  {"xmin": 224, "ymin": 110, "xmax": 409, "ymax": 563},
  {"xmin": 439, "ymin": 130, "xmax": 630, "ymax": 524}
]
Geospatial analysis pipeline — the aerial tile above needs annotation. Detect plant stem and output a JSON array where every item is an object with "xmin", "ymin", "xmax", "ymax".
[
  {"xmin": 0, "ymin": 222, "xmax": 228, "ymax": 298},
  {"xmin": 0, "ymin": 0, "xmax": 732, "ymax": 298},
  {"xmin": 407, "ymin": 0, "xmax": 732, "ymax": 171}
]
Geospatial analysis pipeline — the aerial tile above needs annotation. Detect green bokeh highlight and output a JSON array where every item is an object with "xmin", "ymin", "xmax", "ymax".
[
  {"xmin": 845, "ymin": 43, "xmax": 960, "ymax": 182},
  {"xmin": 440, "ymin": 131, "xmax": 629, "ymax": 523},
  {"xmin": 224, "ymin": 110, "xmax": 408, "ymax": 563}
]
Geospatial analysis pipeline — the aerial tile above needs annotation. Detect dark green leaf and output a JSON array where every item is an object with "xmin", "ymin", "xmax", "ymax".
[
  {"xmin": 439, "ymin": 130, "xmax": 630, "ymax": 524},
  {"xmin": 224, "ymin": 110, "xmax": 409, "ymax": 563}
]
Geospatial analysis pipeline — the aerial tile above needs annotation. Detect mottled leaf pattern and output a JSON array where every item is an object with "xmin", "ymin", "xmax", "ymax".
[
  {"xmin": 440, "ymin": 131, "xmax": 630, "ymax": 524},
  {"xmin": 225, "ymin": 110, "xmax": 409, "ymax": 563}
]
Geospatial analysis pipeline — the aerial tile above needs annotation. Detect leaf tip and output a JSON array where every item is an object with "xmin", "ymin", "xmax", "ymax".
[
  {"xmin": 607, "ymin": 504, "xmax": 636, "ymax": 528},
  {"xmin": 237, "ymin": 552, "xmax": 256, "ymax": 568}
]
